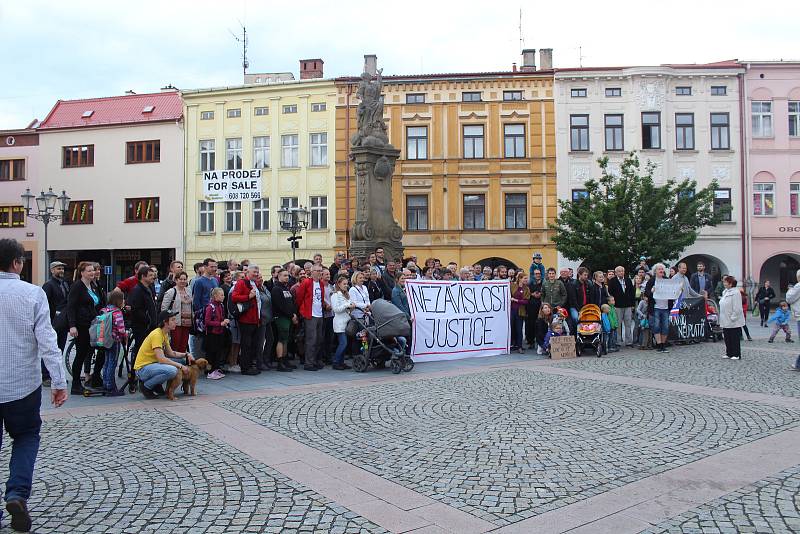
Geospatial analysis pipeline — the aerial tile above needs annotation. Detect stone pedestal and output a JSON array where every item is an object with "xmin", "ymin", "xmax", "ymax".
[{"xmin": 349, "ymin": 145, "xmax": 404, "ymax": 262}]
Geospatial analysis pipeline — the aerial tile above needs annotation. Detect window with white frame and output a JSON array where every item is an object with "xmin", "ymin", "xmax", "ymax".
[
  {"xmin": 463, "ymin": 125, "xmax": 484, "ymax": 159},
  {"xmin": 281, "ymin": 134, "xmax": 299, "ymax": 167},
  {"xmin": 752, "ymin": 101, "xmax": 773, "ymax": 137},
  {"xmin": 253, "ymin": 136, "xmax": 269, "ymax": 169},
  {"xmin": 753, "ymin": 183, "xmax": 775, "ymax": 216},
  {"xmin": 254, "ymin": 106, "xmax": 269, "ymax": 116},
  {"xmin": 310, "ymin": 133, "xmax": 328, "ymax": 165},
  {"xmin": 280, "ymin": 197, "xmax": 298, "ymax": 210},
  {"xmin": 310, "ymin": 196, "xmax": 327, "ymax": 229},
  {"xmin": 225, "ymin": 138, "xmax": 242, "ymax": 170},
  {"xmin": 224, "ymin": 201, "xmax": 241, "ymax": 232},
  {"xmin": 198, "ymin": 201, "xmax": 214, "ymax": 233},
  {"xmin": 311, "ymin": 102, "xmax": 326, "ymax": 112},
  {"xmin": 789, "ymin": 101, "xmax": 800, "ymax": 137},
  {"xmin": 199, "ymin": 140, "xmax": 215, "ymax": 171},
  {"xmin": 791, "ymin": 183, "xmax": 800, "ymax": 216},
  {"xmin": 283, "ymin": 104, "xmax": 297, "ymax": 114},
  {"xmin": 227, "ymin": 108, "xmax": 241, "ymax": 118},
  {"xmin": 200, "ymin": 111, "xmax": 214, "ymax": 120},
  {"xmin": 406, "ymin": 126, "xmax": 428, "ymax": 160},
  {"xmin": 252, "ymin": 198, "xmax": 269, "ymax": 231}
]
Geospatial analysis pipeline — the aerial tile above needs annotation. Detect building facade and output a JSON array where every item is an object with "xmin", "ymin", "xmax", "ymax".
[
  {"xmin": 335, "ymin": 55, "xmax": 557, "ymax": 270},
  {"xmin": 0, "ymin": 126, "xmax": 40, "ymax": 283},
  {"xmin": 182, "ymin": 74, "xmax": 337, "ymax": 268},
  {"xmin": 37, "ymin": 91, "xmax": 184, "ymax": 284},
  {"xmin": 743, "ymin": 62, "xmax": 800, "ymax": 298},
  {"xmin": 555, "ymin": 62, "xmax": 745, "ymax": 281}
]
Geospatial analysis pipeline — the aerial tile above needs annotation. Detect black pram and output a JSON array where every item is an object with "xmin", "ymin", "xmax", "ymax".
[{"xmin": 347, "ymin": 299, "xmax": 414, "ymax": 374}]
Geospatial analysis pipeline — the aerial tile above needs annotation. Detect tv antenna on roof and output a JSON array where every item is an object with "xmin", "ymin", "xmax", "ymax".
[
  {"xmin": 229, "ymin": 21, "xmax": 249, "ymax": 77},
  {"xmin": 518, "ymin": 8, "xmax": 524, "ymax": 53}
]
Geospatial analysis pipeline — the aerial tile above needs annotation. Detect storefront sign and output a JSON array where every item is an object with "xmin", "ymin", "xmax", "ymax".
[
  {"xmin": 405, "ymin": 280, "xmax": 510, "ymax": 362},
  {"xmin": 202, "ymin": 169, "xmax": 263, "ymax": 202}
]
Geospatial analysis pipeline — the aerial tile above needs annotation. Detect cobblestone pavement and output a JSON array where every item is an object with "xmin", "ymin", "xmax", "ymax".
[
  {"xmin": 0, "ymin": 410, "xmax": 386, "ymax": 534},
  {"xmin": 547, "ymin": 339, "xmax": 800, "ymax": 397},
  {"xmin": 641, "ymin": 464, "xmax": 800, "ymax": 534},
  {"xmin": 221, "ymin": 368, "xmax": 800, "ymax": 526}
]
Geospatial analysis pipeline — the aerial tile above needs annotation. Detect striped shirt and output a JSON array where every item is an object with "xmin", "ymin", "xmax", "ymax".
[{"xmin": 0, "ymin": 272, "xmax": 67, "ymax": 403}]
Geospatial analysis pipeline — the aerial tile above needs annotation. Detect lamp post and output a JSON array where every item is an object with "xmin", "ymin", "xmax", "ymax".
[
  {"xmin": 278, "ymin": 205, "xmax": 309, "ymax": 262},
  {"xmin": 21, "ymin": 187, "xmax": 70, "ymax": 279}
]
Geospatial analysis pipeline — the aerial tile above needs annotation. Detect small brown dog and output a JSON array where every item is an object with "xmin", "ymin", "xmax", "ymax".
[{"xmin": 165, "ymin": 358, "xmax": 210, "ymax": 400}]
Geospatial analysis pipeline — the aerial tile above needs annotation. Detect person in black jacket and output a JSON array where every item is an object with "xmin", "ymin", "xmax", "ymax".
[
  {"xmin": 128, "ymin": 266, "xmax": 158, "ymax": 356},
  {"xmin": 588, "ymin": 271, "xmax": 609, "ymax": 307},
  {"xmin": 66, "ymin": 261, "xmax": 104, "ymax": 394},
  {"xmin": 559, "ymin": 268, "xmax": 578, "ymax": 336},
  {"xmin": 755, "ymin": 280, "xmax": 776, "ymax": 327},
  {"xmin": 271, "ymin": 269, "xmax": 299, "ymax": 371},
  {"xmin": 608, "ymin": 266, "xmax": 636, "ymax": 347},
  {"xmin": 42, "ymin": 261, "xmax": 70, "ymax": 352},
  {"xmin": 526, "ymin": 269, "xmax": 543, "ymax": 347}
]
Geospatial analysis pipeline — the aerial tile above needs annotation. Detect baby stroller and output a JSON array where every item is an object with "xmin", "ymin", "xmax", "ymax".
[
  {"xmin": 705, "ymin": 299, "xmax": 723, "ymax": 342},
  {"xmin": 347, "ymin": 299, "xmax": 414, "ymax": 374},
  {"xmin": 576, "ymin": 304, "xmax": 604, "ymax": 357}
]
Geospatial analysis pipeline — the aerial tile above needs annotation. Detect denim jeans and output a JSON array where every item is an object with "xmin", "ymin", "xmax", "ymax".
[
  {"xmin": 0, "ymin": 386, "xmax": 41, "ymax": 502},
  {"xmin": 136, "ymin": 363, "xmax": 178, "ymax": 390},
  {"xmin": 334, "ymin": 332, "xmax": 348, "ymax": 365},
  {"xmin": 102, "ymin": 342, "xmax": 120, "ymax": 391},
  {"xmin": 511, "ymin": 314, "xmax": 525, "ymax": 348},
  {"xmin": 651, "ymin": 309, "xmax": 670, "ymax": 336}
]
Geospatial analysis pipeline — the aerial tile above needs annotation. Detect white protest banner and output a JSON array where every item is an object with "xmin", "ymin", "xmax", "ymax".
[
  {"xmin": 653, "ymin": 278, "xmax": 683, "ymax": 301},
  {"xmin": 202, "ymin": 169, "xmax": 263, "ymax": 202},
  {"xmin": 404, "ymin": 279, "xmax": 510, "ymax": 362}
]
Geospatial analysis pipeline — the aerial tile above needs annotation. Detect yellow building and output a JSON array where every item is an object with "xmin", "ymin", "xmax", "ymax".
[
  {"xmin": 183, "ymin": 68, "xmax": 337, "ymax": 268},
  {"xmin": 335, "ymin": 63, "xmax": 557, "ymax": 270}
]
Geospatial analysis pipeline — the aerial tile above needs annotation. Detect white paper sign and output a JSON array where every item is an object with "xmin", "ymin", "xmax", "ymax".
[
  {"xmin": 404, "ymin": 280, "xmax": 511, "ymax": 362},
  {"xmin": 202, "ymin": 169, "xmax": 263, "ymax": 202},
  {"xmin": 653, "ymin": 278, "xmax": 683, "ymax": 301}
]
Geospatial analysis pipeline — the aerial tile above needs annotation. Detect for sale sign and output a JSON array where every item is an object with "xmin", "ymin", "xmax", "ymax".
[{"xmin": 202, "ymin": 169, "xmax": 263, "ymax": 202}]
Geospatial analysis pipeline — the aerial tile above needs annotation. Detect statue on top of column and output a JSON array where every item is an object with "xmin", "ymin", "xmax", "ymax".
[{"xmin": 351, "ymin": 68, "xmax": 391, "ymax": 149}]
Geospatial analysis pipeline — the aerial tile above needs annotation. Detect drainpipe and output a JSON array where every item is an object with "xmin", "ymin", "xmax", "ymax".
[
  {"xmin": 738, "ymin": 72, "xmax": 748, "ymax": 281},
  {"xmin": 345, "ymin": 83, "xmax": 353, "ymax": 251}
]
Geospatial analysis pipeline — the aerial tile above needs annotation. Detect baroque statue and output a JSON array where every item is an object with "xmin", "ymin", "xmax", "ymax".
[{"xmin": 351, "ymin": 69, "xmax": 392, "ymax": 149}]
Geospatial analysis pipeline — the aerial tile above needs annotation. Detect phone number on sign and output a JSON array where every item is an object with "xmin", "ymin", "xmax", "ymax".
[{"xmin": 225, "ymin": 191, "xmax": 262, "ymax": 200}]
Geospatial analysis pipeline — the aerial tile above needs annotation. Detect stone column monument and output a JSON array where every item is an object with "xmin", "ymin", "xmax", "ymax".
[{"xmin": 349, "ymin": 62, "xmax": 404, "ymax": 262}]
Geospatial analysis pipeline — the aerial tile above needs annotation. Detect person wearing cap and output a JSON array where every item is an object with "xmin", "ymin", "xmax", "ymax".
[
  {"xmin": 133, "ymin": 310, "xmax": 194, "ymax": 399},
  {"xmin": 529, "ymin": 253, "xmax": 546, "ymax": 285},
  {"xmin": 636, "ymin": 256, "xmax": 651, "ymax": 274}
]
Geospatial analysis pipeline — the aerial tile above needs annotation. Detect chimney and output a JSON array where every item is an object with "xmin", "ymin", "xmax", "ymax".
[
  {"xmin": 512, "ymin": 62, "xmax": 517, "ymax": 72},
  {"xmin": 364, "ymin": 54, "xmax": 378, "ymax": 76},
  {"xmin": 521, "ymin": 49, "xmax": 536, "ymax": 72},
  {"xmin": 539, "ymin": 48, "xmax": 553, "ymax": 71},
  {"xmin": 299, "ymin": 58, "xmax": 324, "ymax": 79}
]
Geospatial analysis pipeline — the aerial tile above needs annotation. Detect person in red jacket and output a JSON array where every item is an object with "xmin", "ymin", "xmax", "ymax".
[
  {"xmin": 295, "ymin": 263, "xmax": 329, "ymax": 371},
  {"xmin": 230, "ymin": 264, "xmax": 261, "ymax": 375},
  {"xmin": 116, "ymin": 260, "xmax": 149, "ymax": 294}
]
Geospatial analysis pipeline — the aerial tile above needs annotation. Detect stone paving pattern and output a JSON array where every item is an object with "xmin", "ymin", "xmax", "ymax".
[
  {"xmin": 641, "ymin": 464, "xmax": 800, "ymax": 534},
  {"xmin": 0, "ymin": 410, "xmax": 386, "ymax": 534},
  {"xmin": 222, "ymin": 368, "xmax": 800, "ymax": 526},
  {"xmin": 549, "ymin": 340, "xmax": 800, "ymax": 398}
]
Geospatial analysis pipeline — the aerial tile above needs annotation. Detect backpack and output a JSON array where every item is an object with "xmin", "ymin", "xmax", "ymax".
[
  {"xmin": 89, "ymin": 309, "xmax": 115, "ymax": 349},
  {"xmin": 227, "ymin": 282, "xmax": 251, "ymax": 318},
  {"xmin": 192, "ymin": 308, "xmax": 206, "ymax": 335}
]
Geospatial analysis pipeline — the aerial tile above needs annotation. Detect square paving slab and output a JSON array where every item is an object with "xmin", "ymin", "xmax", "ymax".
[
  {"xmin": 0, "ymin": 410, "xmax": 387, "ymax": 534},
  {"xmin": 641, "ymin": 464, "xmax": 800, "ymax": 534},
  {"xmin": 221, "ymin": 368, "xmax": 800, "ymax": 526}
]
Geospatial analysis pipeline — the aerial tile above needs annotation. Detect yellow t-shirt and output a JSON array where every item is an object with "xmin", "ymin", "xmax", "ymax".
[{"xmin": 133, "ymin": 328, "xmax": 171, "ymax": 370}]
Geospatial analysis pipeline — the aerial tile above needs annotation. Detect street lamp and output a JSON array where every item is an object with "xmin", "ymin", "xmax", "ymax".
[
  {"xmin": 21, "ymin": 187, "xmax": 70, "ymax": 277},
  {"xmin": 279, "ymin": 205, "xmax": 309, "ymax": 262}
]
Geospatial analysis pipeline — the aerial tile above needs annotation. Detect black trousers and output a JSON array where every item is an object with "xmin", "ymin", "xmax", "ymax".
[
  {"xmin": 723, "ymin": 327, "xmax": 741, "ymax": 358},
  {"xmin": 759, "ymin": 301, "xmax": 770, "ymax": 324},
  {"xmin": 238, "ymin": 323, "xmax": 259, "ymax": 370}
]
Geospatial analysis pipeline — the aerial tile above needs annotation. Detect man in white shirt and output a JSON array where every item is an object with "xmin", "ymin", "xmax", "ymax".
[
  {"xmin": 297, "ymin": 265, "xmax": 328, "ymax": 370},
  {"xmin": 0, "ymin": 239, "xmax": 68, "ymax": 532}
]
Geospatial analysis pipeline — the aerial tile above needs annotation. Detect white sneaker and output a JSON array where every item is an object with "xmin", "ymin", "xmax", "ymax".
[
  {"xmin": 536, "ymin": 346, "xmax": 542, "ymax": 355},
  {"xmin": 228, "ymin": 364, "xmax": 241, "ymax": 373},
  {"xmin": 730, "ymin": 356, "xmax": 741, "ymax": 360}
]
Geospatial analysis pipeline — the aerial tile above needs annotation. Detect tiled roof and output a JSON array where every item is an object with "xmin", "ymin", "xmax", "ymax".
[{"xmin": 38, "ymin": 91, "xmax": 182, "ymax": 130}]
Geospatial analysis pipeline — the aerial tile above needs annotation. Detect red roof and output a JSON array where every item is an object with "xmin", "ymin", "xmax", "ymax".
[{"xmin": 38, "ymin": 91, "xmax": 182, "ymax": 130}]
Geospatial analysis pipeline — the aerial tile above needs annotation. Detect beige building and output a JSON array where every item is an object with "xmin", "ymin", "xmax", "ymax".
[{"xmin": 183, "ymin": 61, "xmax": 337, "ymax": 268}]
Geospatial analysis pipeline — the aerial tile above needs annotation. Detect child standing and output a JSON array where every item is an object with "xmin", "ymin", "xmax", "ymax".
[
  {"xmin": 600, "ymin": 304, "xmax": 613, "ymax": 355},
  {"xmin": 607, "ymin": 296, "xmax": 620, "ymax": 352},
  {"xmin": 204, "ymin": 287, "xmax": 230, "ymax": 379},
  {"xmin": 101, "ymin": 289, "xmax": 128, "ymax": 396},
  {"xmin": 636, "ymin": 294, "xmax": 651, "ymax": 349},
  {"xmin": 767, "ymin": 301, "xmax": 794, "ymax": 343}
]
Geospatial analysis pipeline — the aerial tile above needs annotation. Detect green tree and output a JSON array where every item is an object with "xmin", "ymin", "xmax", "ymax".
[{"xmin": 551, "ymin": 152, "xmax": 727, "ymax": 271}]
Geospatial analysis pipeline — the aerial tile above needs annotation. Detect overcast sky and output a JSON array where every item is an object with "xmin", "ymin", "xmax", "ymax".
[{"xmin": 1, "ymin": 0, "xmax": 798, "ymax": 128}]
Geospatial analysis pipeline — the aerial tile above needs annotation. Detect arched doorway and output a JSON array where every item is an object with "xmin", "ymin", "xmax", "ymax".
[
  {"xmin": 758, "ymin": 253, "xmax": 800, "ymax": 299},
  {"xmin": 475, "ymin": 257, "xmax": 519, "ymax": 270},
  {"xmin": 677, "ymin": 254, "xmax": 730, "ymax": 289}
]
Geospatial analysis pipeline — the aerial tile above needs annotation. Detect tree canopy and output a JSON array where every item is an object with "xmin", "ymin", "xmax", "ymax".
[{"xmin": 551, "ymin": 152, "xmax": 727, "ymax": 272}]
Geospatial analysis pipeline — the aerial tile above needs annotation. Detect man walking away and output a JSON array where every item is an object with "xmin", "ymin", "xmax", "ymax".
[
  {"xmin": 609, "ymin": 266, "xmax": 636, "ymax": 347},
  {"xmin": 0, "ymin": 239, "xmax": 68, "ymax": 532}
]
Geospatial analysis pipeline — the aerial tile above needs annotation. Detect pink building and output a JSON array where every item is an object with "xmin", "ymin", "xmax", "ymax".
[
  {"xmin": 0, "ymin": 124, "xmax": 41, "ymax": 283},
  {"xmin": 743, "ymin": 62, "xmax": 800, "ymax": 299}
]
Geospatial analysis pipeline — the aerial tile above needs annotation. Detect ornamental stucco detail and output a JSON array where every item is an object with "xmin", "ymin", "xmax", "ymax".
[
  {"xmin": 712, "ymin": 166, "xmax": 731, "ymax": 182},
  {"xmin": 636, "ymin": 79, "xmax": 666, "ymax": 111},
  {"xmin": 679, "ymin": 167, "xmax": 696, "ymax": 181},
  {"xmin": 571, "ymin": 165, "xmax": 591, "ymax": 184}
]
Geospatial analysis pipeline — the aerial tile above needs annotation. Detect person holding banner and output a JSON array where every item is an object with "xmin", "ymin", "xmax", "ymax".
[
  {"xmin": 644, "ymin": 263, "xmax": 672, "ymax": 353},
  {"xmin": 719, "ymin": 276, "xmax": 745, "ymax": 360}
]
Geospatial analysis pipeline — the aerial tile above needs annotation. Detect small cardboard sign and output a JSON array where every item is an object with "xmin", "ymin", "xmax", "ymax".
[{"xmin": 549, "ymin": 335, "xmax": 576, "ymax": 360}]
